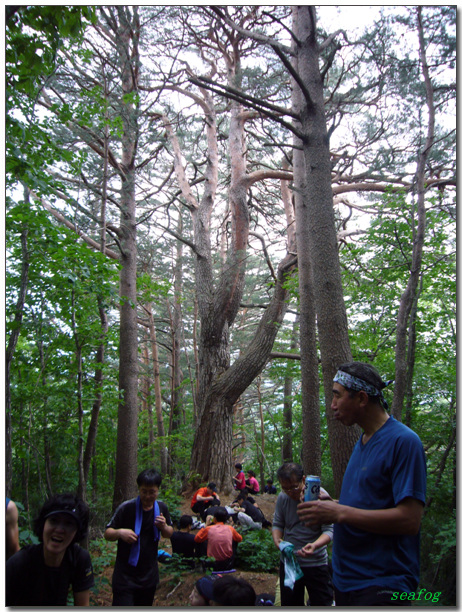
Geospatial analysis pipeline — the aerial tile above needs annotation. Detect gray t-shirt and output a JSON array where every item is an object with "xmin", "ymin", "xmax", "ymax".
[{"xmin": 272, "ymin": 491, "xmax": 333, "ymax": 567}]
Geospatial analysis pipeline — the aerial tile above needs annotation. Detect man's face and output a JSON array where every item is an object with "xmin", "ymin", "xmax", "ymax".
[
  {"xmin": 139, "ymin": 485, "xmax": 159, "ymax": 510},
  {"xmin": 331, "ymin": 382, "xmax": 362, "ymax": 426},
  {"xmin": 279, "ymin": 477, "xmax": 304, "ymax": 502}
]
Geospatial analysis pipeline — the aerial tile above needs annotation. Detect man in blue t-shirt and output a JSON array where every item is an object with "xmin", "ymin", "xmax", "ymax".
[{"xmin": 297, "ymin": 362, "xmax": 426, "ymax": 607}]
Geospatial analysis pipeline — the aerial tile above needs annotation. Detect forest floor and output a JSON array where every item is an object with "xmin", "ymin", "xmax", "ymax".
[{"xmin": 90, "ymin": 490, "xmax": 279, "ymax": 607}]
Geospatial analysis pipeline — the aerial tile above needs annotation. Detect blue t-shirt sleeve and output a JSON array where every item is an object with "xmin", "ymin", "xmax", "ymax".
[{"xmin": 391, "ymin": 430, "xmax": 426, "ymax": 506}]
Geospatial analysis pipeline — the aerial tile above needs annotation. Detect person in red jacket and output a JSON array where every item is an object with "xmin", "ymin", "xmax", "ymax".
[
  {"xmin": 194, "ymin": 507, "xmax": 242, "ymax": 571},
  {"xmin": 191, "ymin": 483, "xmax": 220, "ymax": 521},
  {"xmin": 232, "ymin": 463, "xmax": 246, "ymax": 491}
]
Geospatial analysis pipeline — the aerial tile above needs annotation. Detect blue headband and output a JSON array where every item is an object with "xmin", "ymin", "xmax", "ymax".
[{"xmin": 333, "ymin": 370, "xmax": 393, "ymax": 410}]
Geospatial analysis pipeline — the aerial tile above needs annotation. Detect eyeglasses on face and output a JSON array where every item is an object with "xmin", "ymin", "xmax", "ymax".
[{"xmin": 281, "ymin": 481, "xmax": 303, "ymax": 493}]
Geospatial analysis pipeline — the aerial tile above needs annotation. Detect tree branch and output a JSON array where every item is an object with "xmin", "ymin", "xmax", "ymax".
[
  {"xmin": 189, "ymin": 76, "xmax": 306, "ymax": 142},
  {"xmin": 209, "ymin": 6, "xmax": 294, "ymax": 55},
  {"xmin": 32, "ymin": 192, "xmax": 120, "ymax": 260}
]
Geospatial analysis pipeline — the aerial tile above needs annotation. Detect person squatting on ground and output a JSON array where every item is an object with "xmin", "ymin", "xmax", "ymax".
[
  {"xmin": 232, "ymin": 492, "xmax": 266, "ymax": 529},
  {"xmin": 171, "ymin": 514, "xmax": 205, "ymax": 566},
  {"xmin": 272, "ymin": 462, "xmax": 333, "ymax": 606},
  {"xmin": 264, "ymin": 479, "xmax": 277, "ymax": 494},
  {"xmin": 297, "ymin": 362, "xmax": 427, "ymax": 607},
  {"xmin": 232, "ymin": 462, "xmax": 246, "ymax": 491},
  {"xmin": 6, "ymin": 493, "xmax": 94, "ymax": 606},
  {"xmin": 245, "ymin": 470, "xmax": 260, "ymax": 494},
  {"xmin": 194, "ymin": 506, "xmax": 242, "ymax": 571},
  {"xmin": 104, "ymin": 468, "xmax": 173, "ymax": 606},
  {"xmin": 191, "ymin": 482, "xmax": 221, "ymax": 521}
]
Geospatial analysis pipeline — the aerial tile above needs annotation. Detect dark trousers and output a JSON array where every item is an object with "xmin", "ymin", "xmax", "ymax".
[
  {"xmin": 192, "ymin": 498, "xmax": 220, "ymax": 520},
  {"xmin": 334, "ymin": 585, "xmax": 412, "ymax": 606},
  {"xmin": 112, "ymin": 585, "xmax": 157, "ymax": 606},
  {"xmin": 280, "ymin": 562, "xmax": 333, "ymax": 606}
]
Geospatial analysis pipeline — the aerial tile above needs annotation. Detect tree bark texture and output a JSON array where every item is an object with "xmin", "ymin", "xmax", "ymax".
[
  {"xmin": 293, "ymin": 6, "xmax": 359, "ymax": 495},
  {"xmin": 112, "ymin": 7, "xmax": 141, "ymax": 508},
  {"xmin": 392, "ymin": 7, "xmax": 434, "ymax": 421},
  {"xmin": 168, "ymin": 220, "xmax": 185, "ymax": 475},
  {"xmin": 146, "ymin": 303, "xmax": 168, "ymax": 474}
]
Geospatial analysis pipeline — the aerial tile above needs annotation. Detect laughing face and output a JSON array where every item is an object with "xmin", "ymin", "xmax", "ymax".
[
  {"xmin": 43, "ymin": 514, "xmax": 78, "ymax": 563},
  {"xmin": 139, "ymin": 485, "xmax": 159, "ymax": 511}
]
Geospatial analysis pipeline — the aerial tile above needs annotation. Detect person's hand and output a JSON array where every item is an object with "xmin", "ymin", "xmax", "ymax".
[
  {"xmin": 296, "ymin": 542, "xmax": 317, "ymax": 557},
  {"xmin": 297, "ymin": 500, "xmax": 341, "ymax": 526},
  {"xmin": 155, "ymin": 513, "xmax": 167, "ymax": 529},
  {"xmin": 119, "ymin": 529, "xmax": 138, "ymax": 544}
]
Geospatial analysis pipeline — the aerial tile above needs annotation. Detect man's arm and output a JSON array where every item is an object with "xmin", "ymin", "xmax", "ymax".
[
  {"xmin": 6, "ymin": 500, "xmax": 20, "ymax": 558},
  {"xmin": 231, "ymin": 527, "xmax": 243, "ymax": 543},
  {"xmin": 296, "ymin": 532, "xmax": 332, "ymax": 557},
  {"xmin": 73, "ymin": 590, "xmax": 90, "ymax": 606},
  {"xmin": 155, "ymin": 513, "xmax": 174, "ymax": 538},
  {"xmin": 297, "ymin": 497, "xmax": 424, "ymax": 536},
  {"xmin": 194, "ymin": 527, "xmax": 209, "ymax": 543},
  {"xmin": 104, "ymin": 527, "xmax": 138, "ymax": 544},
  {"xmin": 272, "ymin": 527, "xmax": 284, "ymax": 549}
]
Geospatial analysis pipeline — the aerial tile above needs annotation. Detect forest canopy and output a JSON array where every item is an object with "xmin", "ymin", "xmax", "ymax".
[{"xmin": 6, "ymin": 5, "xmax": 455, "ymax": 604}]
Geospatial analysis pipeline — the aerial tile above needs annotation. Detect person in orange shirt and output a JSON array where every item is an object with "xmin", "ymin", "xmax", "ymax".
[
  {"xmin": 191, "ymin": 483, "xmax": 220, "ymax": 521},
  {"xmin": 194, "ymin": 507, "xmax": 242, "ymax": 571}
]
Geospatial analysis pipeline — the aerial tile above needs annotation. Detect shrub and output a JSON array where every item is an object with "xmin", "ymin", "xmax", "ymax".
[{"xmin": 236, "ymin": 528, "xmax": 279, "ymax": 572}]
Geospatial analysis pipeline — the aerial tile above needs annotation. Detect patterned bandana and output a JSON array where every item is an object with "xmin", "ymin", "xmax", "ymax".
[{"xmin": 333, "ymin": 370, "xmax": 393, "ymax": 410}]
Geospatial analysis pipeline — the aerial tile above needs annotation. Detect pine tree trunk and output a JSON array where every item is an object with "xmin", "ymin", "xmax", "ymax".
[
  {"xmin": 112, "ymin": 7, "xmax": 141, "ymax": 508},
  {"xmin": 83, "ymin": 303, "xmax": 108, "ymax": 482},
  {"xmin": 293, "ymin": 6, "xmax": 358, "ymax": 494},
  {"xmin": 146, "ymin": 303, "xmax": 168, "ymax": 474},
  {"xmin": 392, "ymin": 7, "xmax": 434, "ymax": 420},
  {"xmin": 168, "ymin": 222, "xmax": 184, "ymax": 474}
]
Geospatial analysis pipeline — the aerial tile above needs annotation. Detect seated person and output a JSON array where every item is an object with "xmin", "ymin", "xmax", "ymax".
[
  {"xmin": 233, "ymin": 493, "xmax": 265, "ymax": 529},
  {"xmin": 171, "ymin": 515, "xmax": 203, "ymax": 566},
  {"xmin": 245, "ymin": 470, "xmax": 260, "ymax": 494},
  {"xmin": 194, "ymin": 507, "xmax": 242, "ymax": 571},
  {"xmin": 204, "ymin": 504, "xmax": 229, "ymax": 525},
  {"xmin": 264, "ymin": 479, "xmax": 277, "ymax": 494},
  {"xmin": 6, "ymin": 493, "xmax": 94, "ymax": 606},
  {"xmin": 233, "ymin": 488, "xmax": 256, "ymax": 506},
  {"xmin": 212, "ymin": 575, "xmax": 257, "ymax": 606},
  {"xmin": 232, "ymin": 463, "xmax": 246, "ymax": 491},
  {"xmin": 191, "ymin": 483, "xmax": 220, "ymax": 521},
  {"xmin": 189, "ymin": 575, "xmax": 215, "ymax": 606}
]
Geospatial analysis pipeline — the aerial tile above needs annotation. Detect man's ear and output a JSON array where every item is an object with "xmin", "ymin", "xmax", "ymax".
[{"xmin": 358, "ymin": 390, "xmax": 369, "ymax": 406}]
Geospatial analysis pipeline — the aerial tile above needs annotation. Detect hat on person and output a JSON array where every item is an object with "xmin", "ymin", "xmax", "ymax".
[
  {"xmin": 207, "ymin": 482, "xmax": 217, "ymax": 492},
  {"xmin": 34, "ymin": 493, "xmax": 89, "ymax": 543},
  {"xmin": 44, "ymin": 507, "xmax": 80, "ymax": 528},
  {"xmin": 196, "ymin": 577, "xmax": 215, "ymax": 603}
]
